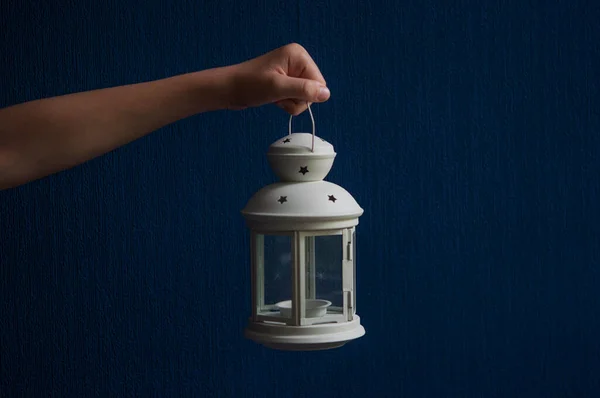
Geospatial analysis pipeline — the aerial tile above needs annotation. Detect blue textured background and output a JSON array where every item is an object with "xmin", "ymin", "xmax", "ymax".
[{"xmin": 1, "ymin": 1, "xmax": 599, "ymax": 397}]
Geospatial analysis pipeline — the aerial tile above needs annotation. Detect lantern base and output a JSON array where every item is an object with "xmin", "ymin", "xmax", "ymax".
[{"xmin": 245, "ymin": 315, "xmax": 365, "ymax": 351}]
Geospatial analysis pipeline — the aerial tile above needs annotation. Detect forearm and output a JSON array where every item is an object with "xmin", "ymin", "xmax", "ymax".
[{"xmin": 0, "ymin": 67, "xmax": 232, "ymax": 190}]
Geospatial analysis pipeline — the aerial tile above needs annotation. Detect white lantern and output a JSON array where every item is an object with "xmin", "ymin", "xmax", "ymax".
[{"xmin": 241, "ymin": 106, "xmax": 365, "ymax": 351}]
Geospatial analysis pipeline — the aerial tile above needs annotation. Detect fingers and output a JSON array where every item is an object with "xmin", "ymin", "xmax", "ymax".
[
  {"xmin": 271, "ymin": 74, "xmax": 330, "ymax": 105},
  {"xmin": 273, "ymin": 44, "xmax": 329, "ymax": 114},
  {"xmin": 239, "ymin": 43, "xmax": 330, "ymax": 115}
]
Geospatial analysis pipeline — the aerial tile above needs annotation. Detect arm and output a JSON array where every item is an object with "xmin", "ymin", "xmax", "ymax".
[{"xmin": 0, "ymin": 43, "xmax": 330, "ymax": 190}]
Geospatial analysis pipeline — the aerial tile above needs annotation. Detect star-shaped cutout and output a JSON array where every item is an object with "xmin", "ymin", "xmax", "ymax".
[
  {"xmin": 328, "ymin": 195, "xmax": 337, "ymax": 203},
  {"xmin": 299, "ymin": 166, "xmax": 309, "ymax": 175},
  {"xmin": 278, "ymin": 196, "xmax": 287, "ymax": 204},
  {"xmin": 283, "ymin": 138, "xmax": 291, "ymax": 143}
]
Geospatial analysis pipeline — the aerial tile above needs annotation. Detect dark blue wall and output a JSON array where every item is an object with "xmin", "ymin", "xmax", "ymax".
[{"xmin": 1, "ymin": 1, "xmax": 599, "ymax": 397}]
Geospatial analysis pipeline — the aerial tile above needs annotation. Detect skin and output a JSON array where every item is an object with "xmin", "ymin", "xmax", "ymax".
[{"xmin": 0, "ymin": 43, "xmax": 330, "ymax": 190}]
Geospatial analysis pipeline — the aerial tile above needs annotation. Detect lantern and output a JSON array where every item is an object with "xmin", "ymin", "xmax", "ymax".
[{"xmin": 241, "ymin": 106, "xmax": 365, "ymax": 351}]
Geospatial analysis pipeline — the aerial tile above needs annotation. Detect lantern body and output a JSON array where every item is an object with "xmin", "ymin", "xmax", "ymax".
[{"xmin": 242, "ymin": 132, "xmax": 365, "ymax": 351}]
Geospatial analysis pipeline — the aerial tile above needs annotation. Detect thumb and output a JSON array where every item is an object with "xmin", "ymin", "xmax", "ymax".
[{"xmin": 273, "ymin": 75, "xmax": 331, "ymax": 103}]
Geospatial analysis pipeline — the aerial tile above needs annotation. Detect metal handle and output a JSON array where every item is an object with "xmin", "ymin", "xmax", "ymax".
[{"xmin": 288, "ymin": 102, "xmax": 315, "ymax": 152}]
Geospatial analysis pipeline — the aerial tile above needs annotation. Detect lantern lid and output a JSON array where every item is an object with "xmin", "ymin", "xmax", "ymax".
[
  {"xmin": 242, "ymin": 180, "xmax": 363, "ymax": 230},
  {"xmin": 266, "ymin": 105, "xmax": 336, "ymax": 182},
  {"xmin": 267, "ymin": 133, "xmax": 336, "ymax": 182}
]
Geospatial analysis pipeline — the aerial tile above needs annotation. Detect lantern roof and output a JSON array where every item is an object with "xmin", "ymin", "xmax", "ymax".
[{"xmin": 242, "ymin": 180, "xmax": 363, "ymax": 230}]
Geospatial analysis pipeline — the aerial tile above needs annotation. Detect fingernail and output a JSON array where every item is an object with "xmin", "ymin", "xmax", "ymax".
[{"xmin": 317, "ymin": 86, "xmax": 330, "ymax": 101}]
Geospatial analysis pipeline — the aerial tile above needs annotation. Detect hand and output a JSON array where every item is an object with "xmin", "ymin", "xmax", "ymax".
[{"xmin": 225, "ymin": 43, "xmax": 331, "ymax": 115}]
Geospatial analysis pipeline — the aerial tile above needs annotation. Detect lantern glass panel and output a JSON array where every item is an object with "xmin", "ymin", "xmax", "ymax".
[
  {"xmin": 305, "ymin": 234, "xmax": 343, "ymax": 313},
  {"xmin": 262, "ymin": 234, "xmax": 292, "ymax": 319}
]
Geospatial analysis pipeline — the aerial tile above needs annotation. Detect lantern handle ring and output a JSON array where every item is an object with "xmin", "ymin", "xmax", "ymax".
[{"xmin": 288, "ymin": 102, "xmax": 316, "ymax": 152}]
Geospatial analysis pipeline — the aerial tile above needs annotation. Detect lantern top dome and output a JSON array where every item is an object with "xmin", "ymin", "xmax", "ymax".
[{"xmin": 267, "ymin": 133, "xmax": 336, "ymax": 182}]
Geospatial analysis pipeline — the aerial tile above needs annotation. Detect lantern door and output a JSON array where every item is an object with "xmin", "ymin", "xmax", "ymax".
[{"xmin": 296, "ymin": 228, "xmax": 355, "ymax": 325}]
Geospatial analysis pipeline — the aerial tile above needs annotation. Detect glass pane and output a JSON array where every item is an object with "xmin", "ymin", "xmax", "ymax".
[
  {"xmin": 305, "ymin": 234, "xmax": 343, "ymax": 314},
  {"xmin": 262, "ymin": 235, "xmax": 291, "ymax": 319}
]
